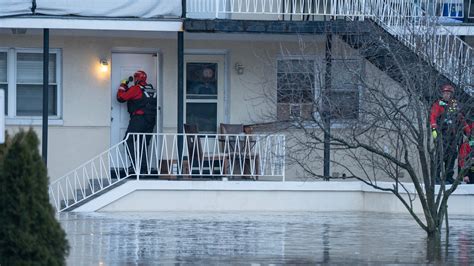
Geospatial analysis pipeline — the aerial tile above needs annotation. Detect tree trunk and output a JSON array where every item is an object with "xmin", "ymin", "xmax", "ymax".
[{"xmin": 426, "ymin": 230, "xmax": 442, "ymax": 263}]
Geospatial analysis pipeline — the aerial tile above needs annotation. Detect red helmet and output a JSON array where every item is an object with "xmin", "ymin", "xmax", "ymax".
[
  {"xmin": 134, "ymin": 70, "xmax": 147, "ymax": 84},
  {"xmin": 441, "ymin": 84, "xmax": 454, "ymax": 93}
]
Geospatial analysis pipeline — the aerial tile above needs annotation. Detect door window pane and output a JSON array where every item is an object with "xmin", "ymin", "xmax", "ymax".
[
  {"xmin": 186, "ymin": 63, "xmax": 217, "ymax": 99},
  {"xmin": 16, "ymin": 85, "xmax": 57, "ymax": 116},
  {"xmin": 186, "ymin": 103, "xmax": 217, "ymax": 133}
]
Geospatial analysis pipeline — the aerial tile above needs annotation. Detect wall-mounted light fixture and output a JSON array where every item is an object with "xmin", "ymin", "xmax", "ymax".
[
  {"xmin": 99, "ymin": 59, "xmax": 109, "ymax": 72},
  {"xmin": 234, "ymin": 62, "xmax": 244, "ymax": 75}
]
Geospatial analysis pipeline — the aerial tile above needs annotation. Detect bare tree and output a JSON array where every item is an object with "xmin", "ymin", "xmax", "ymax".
[{"xmin": 247, "ymin": 19, "xmax": 473, "ymax": 244}]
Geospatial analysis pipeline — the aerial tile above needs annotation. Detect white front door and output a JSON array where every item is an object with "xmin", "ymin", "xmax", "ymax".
[
  {"xmin": 111, "ymin": 53, "xmax": 159, "ymax": 146},
  {"xmin": 184, "ymin": 55, "xmax": 225, "ymax": 133}
]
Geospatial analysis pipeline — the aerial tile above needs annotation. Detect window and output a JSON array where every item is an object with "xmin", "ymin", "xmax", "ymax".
[
  {"xmin": 276, "ymin": 57, "xmax": 363, "ymax": 123},
  {"xmin": 328, "ymin": 59, "xmax": 362, "ymax": 121},
  {"xmin": 277, "ymin": 59, "xmax": 315, "ymax": 120},
  {"xmin": 0, "ymin": 48, "xmax": 61, "ymax": 121}
]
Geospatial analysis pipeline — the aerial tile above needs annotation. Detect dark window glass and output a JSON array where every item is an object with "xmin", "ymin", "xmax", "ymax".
[
  {"xmin": 186, "ymin": 103, "xmax": 217, "ymax": 133},
  {"xmin": 186, "ymin": 63, "xmax": 218, "ymax": 99}
]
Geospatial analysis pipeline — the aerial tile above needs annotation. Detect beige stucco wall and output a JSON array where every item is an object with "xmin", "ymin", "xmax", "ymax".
[{"xmin": 0, "ymin": 31, "xmax": 404, "ymax": 182}]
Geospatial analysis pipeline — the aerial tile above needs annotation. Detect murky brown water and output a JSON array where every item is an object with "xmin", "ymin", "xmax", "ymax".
[{"xmin": 60, "ymin": 212, "xmax": 474, "ymax": 265}]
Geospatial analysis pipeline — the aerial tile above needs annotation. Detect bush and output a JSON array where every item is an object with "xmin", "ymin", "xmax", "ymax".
[{"xmin": 0, "ymin": 129, "xmax": 69, "ymax": 265}]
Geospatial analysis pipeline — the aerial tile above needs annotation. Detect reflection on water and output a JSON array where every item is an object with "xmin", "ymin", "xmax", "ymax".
[{"xmin": 60, "ymin": 212, "xmax": 474, "ymax": 265}]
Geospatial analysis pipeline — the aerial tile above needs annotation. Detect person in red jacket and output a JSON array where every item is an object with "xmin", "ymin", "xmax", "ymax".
[
  {"xmin": 459, "ymin": 123, "xmax": 474, "ymax": 184},
  {"xmin": 430, "ymin": 84, "xmax": 470, "ymax": 184},
  {"xmin": 117, "ymin": 70, "xmax": 157, "ymax": 172}
]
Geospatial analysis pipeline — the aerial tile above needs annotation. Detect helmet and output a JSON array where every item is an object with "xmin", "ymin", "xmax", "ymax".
[
  {"xmin": 133, "ymin": 70, "xmax": 147, "ymax": 84},
  {"xmin": 441, "ymin": 84, "xmax": 454, "ymax": 93}
]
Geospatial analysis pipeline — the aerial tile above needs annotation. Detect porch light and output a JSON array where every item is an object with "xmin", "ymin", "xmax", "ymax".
[
  {"xmin": 99, "ymin": 59, "xmax": 109, "ymax": 72},
  {"xmin": 234, "ymin": 62, "xmax": 244, "ymax": 75}
]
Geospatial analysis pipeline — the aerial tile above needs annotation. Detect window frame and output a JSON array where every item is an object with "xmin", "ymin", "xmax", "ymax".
[{"xmin": 0, "ymin": 47, "xmax": 62, "ymax": 125}]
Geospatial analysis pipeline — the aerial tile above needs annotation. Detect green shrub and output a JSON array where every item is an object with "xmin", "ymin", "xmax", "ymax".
[{"xmin": 0, "ymin": 129, "xmax": 69, "ymax": 265}]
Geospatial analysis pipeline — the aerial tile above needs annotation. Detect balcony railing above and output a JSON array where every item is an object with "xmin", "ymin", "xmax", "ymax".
[{"xmin": 186, "ymin": 0, "xmax": 472, "ymax": 21}]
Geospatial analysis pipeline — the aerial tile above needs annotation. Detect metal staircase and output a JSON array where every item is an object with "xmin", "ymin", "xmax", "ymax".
[{"xmin": 366, "ymin": 0, "xmax": 472, "ymax": 93}]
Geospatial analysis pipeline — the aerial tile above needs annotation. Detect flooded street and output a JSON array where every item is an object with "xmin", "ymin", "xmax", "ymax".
[{"xmin": 60, "ymin": 212, "xmax": 474, "ymax": 265}]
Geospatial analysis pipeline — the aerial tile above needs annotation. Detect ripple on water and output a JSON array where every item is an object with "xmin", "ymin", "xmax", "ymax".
[{"xmin": 60, "ymin": 211, "xmax": 474, "ymax": 265}]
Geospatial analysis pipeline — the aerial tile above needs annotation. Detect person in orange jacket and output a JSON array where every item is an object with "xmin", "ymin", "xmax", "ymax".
[
  {"xmin": 459, "ymin": 123, "xmax": 474, "ymax": 184},
  {"xmin": 430, "ymin": 84, "xmax": 470, "ymax": 184},
  {"xmin": 117, "ymin": 70, "xmax": 157, "ymax": 171}
]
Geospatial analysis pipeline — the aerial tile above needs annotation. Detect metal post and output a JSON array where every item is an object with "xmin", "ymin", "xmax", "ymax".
[
  {"xmin": 42, "ymin": 28, "xmax": 49, "ymax": 164},
  {"xmin": 177, "ymin": 0, "xmax": 185, "ymax": 163},
  {"xmin": 323, "ymin": 30, "xmax": 332, "ymax": 180}
]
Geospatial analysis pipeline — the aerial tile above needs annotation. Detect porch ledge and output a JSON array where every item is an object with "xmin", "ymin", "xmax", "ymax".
[{"xmin": 72, "ymin": 181, "xmax": 474, "ymax": 214}]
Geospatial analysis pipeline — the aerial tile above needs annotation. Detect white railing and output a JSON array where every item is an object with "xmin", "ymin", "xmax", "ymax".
[
  {"xmin": 187, "ymin": 0, "xmax": 372, "ymax": 19},
  {"xmin": 49, "ymin": 133, "xmax": 286, "ymax": 212},
  {"xmin": 187, "ymin": 0, "xmax": 468, "ymax": 19}
]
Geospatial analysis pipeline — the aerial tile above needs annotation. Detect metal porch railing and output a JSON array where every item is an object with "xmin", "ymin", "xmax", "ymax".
[{"xmin": 48, "ymin": 133, "xmax": 286, "ymax": 212}]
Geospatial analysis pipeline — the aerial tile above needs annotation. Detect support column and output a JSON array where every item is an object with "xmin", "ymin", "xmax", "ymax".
[
  {"xmin": 42, "ymin": 28, "xmax": 49, "ymax": 165},
  {"xmin": 177, "ymin": 0, "xmax": 186, "ymax": 161},
  {"xmin": 323, "ymin": 31, "xmax": 332, "ymax": 180},
  {"xmin": 177, "ymin": 31, "xmax": 184, "ymax": 159}
]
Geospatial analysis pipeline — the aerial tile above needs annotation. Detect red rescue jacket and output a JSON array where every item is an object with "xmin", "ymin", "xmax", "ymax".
[
  {"xmin": 430, "ymin": 99, "xmax": 470, "ymax": 135},
  {"xmin": 459, "ymin": 123, "xmax": 474, "ymax": 169},
  {"xmin": 117, "ymin": 82, "xmax": 145, "ymax": 115}
]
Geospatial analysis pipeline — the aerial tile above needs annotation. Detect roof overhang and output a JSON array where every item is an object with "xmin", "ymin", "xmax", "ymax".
[{"xmin": 0, "ymin": 16, "xmax": 182, "ymax": 32}]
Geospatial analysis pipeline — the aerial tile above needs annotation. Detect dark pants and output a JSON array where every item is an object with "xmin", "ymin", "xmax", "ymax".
[
  {"xmin": 436, "ymin": 132, "xmax": 459, "ymax": 184},
  {"xmin": 125, "ymin": 115, "xmax": 156, "ymax": 170}
]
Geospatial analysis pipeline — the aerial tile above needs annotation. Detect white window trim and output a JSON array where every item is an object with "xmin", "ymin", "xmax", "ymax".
[
  {"xmin": 276, "ymin": 56, "xmax": 364, "ymax": 129},
  {"xmin": 0, "ymin": 47, "xmax": 63, "ymax": 125}
]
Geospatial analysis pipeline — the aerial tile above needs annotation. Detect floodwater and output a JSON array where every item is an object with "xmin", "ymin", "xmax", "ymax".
[{"xmin": 60, "ymin": 212, "xmax": 474, "ymax": 265}]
